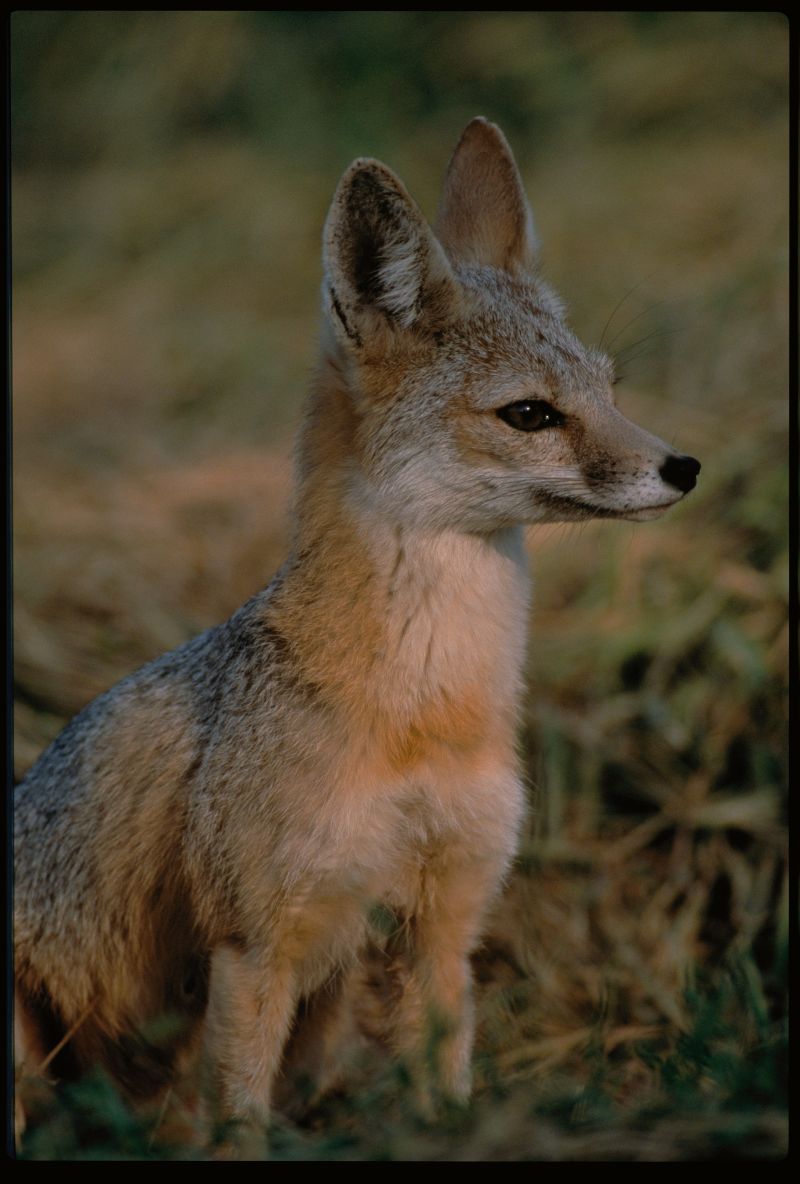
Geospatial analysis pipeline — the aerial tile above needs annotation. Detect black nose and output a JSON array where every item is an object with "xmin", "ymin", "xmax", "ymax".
[{"xmin": 659, "ymin": 454, "xmax": 701, "ymax": 494}]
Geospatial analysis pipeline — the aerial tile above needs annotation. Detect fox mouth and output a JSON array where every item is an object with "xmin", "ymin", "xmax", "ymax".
[
  {"xmin": 615, "ymin": 500, "xmax": 682, "ymax": 521},
  {"xmin": 534, "ymin": 490, "xmax": 681, "ymax": 521}
]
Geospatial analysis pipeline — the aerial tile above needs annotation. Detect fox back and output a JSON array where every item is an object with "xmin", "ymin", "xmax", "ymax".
[{"xmin": 15, "ymin": 118, "xmax": 699, "ymax": 1130}]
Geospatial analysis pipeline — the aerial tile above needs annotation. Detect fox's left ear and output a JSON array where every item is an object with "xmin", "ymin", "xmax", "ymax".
[{"xmin": 435, "ymin": 117, "xmax": 538, "ymax": 274}]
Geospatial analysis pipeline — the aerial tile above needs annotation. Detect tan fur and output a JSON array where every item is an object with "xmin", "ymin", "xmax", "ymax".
[{"xmin": 15, "ymin": 117, "xmax": 699, "ymax": 1133}]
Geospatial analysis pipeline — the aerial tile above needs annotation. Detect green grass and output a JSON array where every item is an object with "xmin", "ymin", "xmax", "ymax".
[
  {"xmin": 12, "ymin": 11, "xmax": 788, "ymax": 1160},
  {"xmin": 18, "ymin": 954, "xmax": 788, "ymax": 1159}
]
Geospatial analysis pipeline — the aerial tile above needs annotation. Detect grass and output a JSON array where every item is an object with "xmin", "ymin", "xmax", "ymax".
[
  {"xmin": 16, "ymin": 951, "xmax": 789, "ymax": 1160},
  {"xmin": 12, "ymin": 11, "xmax": 788, "ymax": 1160}
]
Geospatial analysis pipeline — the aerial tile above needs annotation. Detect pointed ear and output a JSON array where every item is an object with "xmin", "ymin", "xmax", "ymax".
[
  {"xmin": 323, "ymin": 159, "xmax": 460, "ymax": 351},
  {"xmin": 435, "ymin": 117, "xmax": 537, "ymax": 274}
]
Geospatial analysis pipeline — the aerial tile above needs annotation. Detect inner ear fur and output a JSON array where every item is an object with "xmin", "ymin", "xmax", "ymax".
[
  {"xmin": 435, "ymin": 116, "xmax": 537, "ymax": 274},
  {"xmin": 323, "ymin": 158, "xmax": 460, "ymax": 349}
]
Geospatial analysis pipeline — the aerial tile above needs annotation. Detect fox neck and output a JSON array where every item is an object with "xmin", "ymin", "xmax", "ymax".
[{"xmin": 268, "ymin": 356, "xmax": 531, "ymax": 769}]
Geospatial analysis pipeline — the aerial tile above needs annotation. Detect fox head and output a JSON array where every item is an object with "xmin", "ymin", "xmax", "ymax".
[{"xmin": 313, "ymin": 117, "xmax": 699, "ymax": 534}]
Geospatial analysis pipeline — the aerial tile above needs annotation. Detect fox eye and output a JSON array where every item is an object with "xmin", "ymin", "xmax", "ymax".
[{"xmin": 496, "ymin": 400, "xmax": 565, "ymax": 432}]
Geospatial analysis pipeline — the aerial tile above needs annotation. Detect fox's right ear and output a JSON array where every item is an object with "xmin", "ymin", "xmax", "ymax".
[
  {"xmin": 435, "ymin": 117, "xmax": 538, "ymax": 275},
  {"xmin": 323, "ymin": 159, "xmax": 460, "ymax": 352}
]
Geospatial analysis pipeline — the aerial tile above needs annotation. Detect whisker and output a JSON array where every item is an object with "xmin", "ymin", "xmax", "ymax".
[
  {"xmin": 605, "ymin": 300, "xmax": 666, "ymax": 353},
  {"xmin": 597, "ymin": 273, "xmax": 657, "ymax": 351},
  {"xmin": 614, "ymin": 328, "xmax": 678, "ymax": 370}
]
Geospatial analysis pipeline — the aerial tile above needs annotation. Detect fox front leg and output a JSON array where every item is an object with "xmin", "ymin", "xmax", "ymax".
[
  {"xmin": 205, "ymin": 942, "xmax": 299, "ymax": 1134},
  {"xmin": 389, "ymin": 858, "xmax": 504, "ymax": 1111}
]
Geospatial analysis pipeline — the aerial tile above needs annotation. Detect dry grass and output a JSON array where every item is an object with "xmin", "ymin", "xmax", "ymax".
[{"xmin": 12, "ymin": 12, "xmax": 788, "ymax": 1160}]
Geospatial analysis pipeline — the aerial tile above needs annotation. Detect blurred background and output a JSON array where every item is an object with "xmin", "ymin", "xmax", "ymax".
[{"xmin": 12, "ymin": 12, "xmax": 788, "ymax": 1160}]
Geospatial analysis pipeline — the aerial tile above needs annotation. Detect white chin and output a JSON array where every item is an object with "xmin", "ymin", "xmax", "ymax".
[{"xmin": 617, "ymin": 501, "xmax": 680, "ymax": 522}]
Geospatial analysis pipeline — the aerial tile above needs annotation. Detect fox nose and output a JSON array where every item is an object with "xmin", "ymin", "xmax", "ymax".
[{"xmin": 659, "ymin": 453, "xmax": 701, "ymax": 494}]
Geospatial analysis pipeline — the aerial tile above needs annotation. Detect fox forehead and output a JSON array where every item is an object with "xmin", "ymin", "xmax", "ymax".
[{"xmin": 407, "ymin": 268, "xmax": 616, "ymax": 414}]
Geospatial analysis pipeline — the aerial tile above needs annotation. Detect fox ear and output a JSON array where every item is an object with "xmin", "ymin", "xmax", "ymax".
[
  {"xmin": 323, "ymin": 159, "xmax": 459, "ymax": 350},
  {"xmin": 435, "ymin": 117, "xmax": 537, "ymax": 274}
]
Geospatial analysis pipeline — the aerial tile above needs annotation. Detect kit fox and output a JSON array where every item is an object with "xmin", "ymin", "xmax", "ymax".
[{"xmin": 14, "ymin": 117, "xmax": 700, "ymax": 1130}]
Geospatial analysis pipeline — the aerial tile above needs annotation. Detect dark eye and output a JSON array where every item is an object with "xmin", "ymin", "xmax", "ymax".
[{"xmin": 496, "ymin": 400, "xmax": 565, "ymax": 432}]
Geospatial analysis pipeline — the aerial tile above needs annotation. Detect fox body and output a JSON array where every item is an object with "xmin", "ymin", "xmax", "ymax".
[{"xmin": 15, "ymin": 118, "xmax": 699, "ymax": 1124}]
